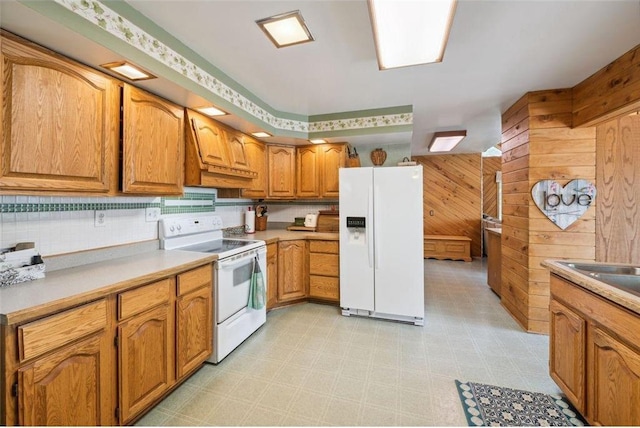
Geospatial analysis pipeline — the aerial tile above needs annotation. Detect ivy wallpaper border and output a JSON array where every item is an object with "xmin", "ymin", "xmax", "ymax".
[{"xmin": 51, "ymin": 0, "xmax": 413, "ymax": 135}]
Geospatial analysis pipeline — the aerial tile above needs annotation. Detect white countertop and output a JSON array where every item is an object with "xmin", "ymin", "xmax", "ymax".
[{"xmin": 0, "ymin": 250, "xmax": 216, "ymax": 325}]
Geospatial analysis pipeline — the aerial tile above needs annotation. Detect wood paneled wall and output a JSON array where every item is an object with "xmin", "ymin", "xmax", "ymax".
[
  {"xmin": 482, "ymin": 156, "xmax": 501, "ymax": 218},
  {"xmin": 596, "ymin": 114, "xmax": 640, "ymax": 263},
  {"xmin": 501, "ymin": 89, "xmax": 597, "ymax": 334},
  {"xmin": 415, "ymin": 154, "xmax": 482, "ymax": 257},
  {"xmin": 573, "ymin": 44, "xmax": 640, "ymax": 127}
]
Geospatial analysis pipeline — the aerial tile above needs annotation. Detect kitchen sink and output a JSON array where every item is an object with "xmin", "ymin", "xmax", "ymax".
[
  {"xmin": 560, "ymin": 262, "xmax": 640, "ymax": 276},
  {"xmin": 559, "ymin": 262, "xmax": 640, "ymax": 297}
]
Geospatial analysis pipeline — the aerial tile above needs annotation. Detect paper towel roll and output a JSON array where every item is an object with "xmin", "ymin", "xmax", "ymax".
[{"xmin": 245, "ymin": 209, "xmax": 255, "ymax": 234}]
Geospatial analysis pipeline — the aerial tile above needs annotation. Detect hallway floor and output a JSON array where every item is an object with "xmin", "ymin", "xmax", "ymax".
[{"xmin": 136, "ymin": 258, "xmax": 560, "ymax": 426}]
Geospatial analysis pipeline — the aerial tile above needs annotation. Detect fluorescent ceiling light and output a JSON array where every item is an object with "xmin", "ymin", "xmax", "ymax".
[
  {"xmin": 256, "ymin": 10, "xmax": 314, "ymax": 48},
  {"xmin": 368, "ymin": 0, "xmax": 457, "ymax": 70},
  {"xmin": 310, "ymin": 139, "xmax": 326, "ymax": 144},
  {"xmin": 100, "ymin": 61, "xmax": 155, "ymax": 81},
  {"xmin": 429, "ymin": 130, "xmax": 466, "ymax": 152},
  {"xmin": 196, "ymin": 106, "xmax": 227, "ymax": 117},
  {"xmin": 252, "ymin": 131, "xmax": 272, "ymax": 138}
]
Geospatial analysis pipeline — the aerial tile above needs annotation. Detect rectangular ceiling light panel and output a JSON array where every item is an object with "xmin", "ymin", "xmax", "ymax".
[
  {"xmin": 257, "ymin": 10, "xmax": 314, "ymax": 48},
  {"xmin": 368, "ymin": 0, "xmax": 457, "ymax": 69},
  {"xmin": 101, "ymin": 61, "xmax": 155, "ymax": 80},
  {"xmin": 429, "ymin": 130, "xmax": 466, "ymax": 152}
]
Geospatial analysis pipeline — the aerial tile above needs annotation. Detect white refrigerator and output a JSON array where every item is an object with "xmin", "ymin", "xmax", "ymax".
[{"xmin": 339, "ymin": 166, "xmax": 424, "ymax": 326}]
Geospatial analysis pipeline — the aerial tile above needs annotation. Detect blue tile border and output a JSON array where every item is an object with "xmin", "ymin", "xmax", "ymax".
[{"xmin": 0, "ymin": 193, "xmax": 337, "ymax": 215}]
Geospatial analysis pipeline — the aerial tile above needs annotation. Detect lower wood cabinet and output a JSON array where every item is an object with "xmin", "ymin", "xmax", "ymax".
[
  {"xmin": 176, "ymin": 266, "xmax": 213, "ymax": 379},
  {"xmin": 18, "ymin": 331, "xmax": 111, "ymax": 426},
  {"xmin": 549, "ymin": 299, "xmax": 585, "ymax": 414},
  {"xmin": 266, "ymin": 243, "xmax": 278, "ymax": 310},
  {"xmin": 550, "ymin": 274, "xmax": 640, "ymax": 426},
  {"xmin": 277, "ymin": 240, "xmax": 308, "ymax": 303},
  {"xmin": 308, "ymin": 240, "xmax": 339, "ymax": 302},
  {"xmin": 1, "ymin": 263, "xmax": 213, "ymax": 426},
  {"xmin": 118, "ymin": 302, "xmax": 174, "ymax": 424}
]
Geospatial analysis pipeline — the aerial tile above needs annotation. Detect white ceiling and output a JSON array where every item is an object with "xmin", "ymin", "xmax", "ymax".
[{"xmin": 2, "ymin": 1, "xmax": 640, "ymax": 155}]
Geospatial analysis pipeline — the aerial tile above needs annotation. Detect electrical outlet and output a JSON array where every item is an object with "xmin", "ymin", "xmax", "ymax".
[
  {"xmin": 145, "ymin": 207, "xmax": 161, "ymax": 222},
  {"xmin": 94, "ymin": 210, "xmax": 107, "ymax": 227}
]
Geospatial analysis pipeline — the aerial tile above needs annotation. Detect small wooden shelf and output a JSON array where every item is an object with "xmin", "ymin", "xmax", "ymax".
[{"xmin": 423, "ymin": 235, "xmax": 472, "ymax": 262}]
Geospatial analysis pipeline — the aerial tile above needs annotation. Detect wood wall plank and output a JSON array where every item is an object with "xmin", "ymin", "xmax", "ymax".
[
  {"xmin": 573, "ymin": 44, "xmax": 640, "ymax": 127},
  {"xmin": 500, "ymin": 89, "xmax": 596, "ymax": 334},
  {"xmin": 596, "ymin": 114, "xmax": 640, "ymax": 263},
  {"xmin": 416, "ymin": 154, "xmax": 483, "ymax": 257},
  {"xmin": 482, "ymin": 156, "xmax": 501, "ymax": 218}
]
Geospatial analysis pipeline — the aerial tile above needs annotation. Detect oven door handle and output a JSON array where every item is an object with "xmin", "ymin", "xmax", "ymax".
[{"xmin": 218, "ymin": 256, "xmax": 253, "ymax": 270}]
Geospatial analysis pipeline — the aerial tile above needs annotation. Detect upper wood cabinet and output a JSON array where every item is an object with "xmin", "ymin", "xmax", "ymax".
[
  {"xmin": 320, "ymin": 144, "xmax": 346, "ymax": 197},
  {"xmin": 242, "ymin": 136, "xmax": 268, "ymax": 199},
  {"xmin": 295, "ymin": 143, "xmax": 346, "ymax": 199},
  {"xmin": 268, "ymin": 145, "xmax": 296, "ymax": 198},
  {"xmin": 297, "ymin": 146, "xmax": 320, "ymax": 198},
  {"xmin": 0, "ymin": 31, "xmax": 119, "ymax": 195},
  {"xmin": 122, "ymin": 85, "xmax": 184, "ymax": 195},
  {"xmin": 188, "ymin": 112, "xmax": 230, "ymax": 170},
  {"xmin": 184, "ymin": 109, "xmax": 257, "ymax": 188}
]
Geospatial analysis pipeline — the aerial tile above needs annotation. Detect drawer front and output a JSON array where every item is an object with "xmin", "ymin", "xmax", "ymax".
[
  {"xmin": 309, "ymin": 253, "xmax": 339, "ymax": 276},
  {"xmin": 177, "ymin": 264, "xmax": 212, "ymax": 296},
  {"xmin": 118, "ymin": 278, "xmax": 173, "ymax": 320},
  {"xmin": 444, "ymin": 243, "xmax": 467, "ymax": 253},
  {"xmin": 423, "ymin": 241, "xmax": 437, "ymax": 252},
  {"xmin": 18, "ymin": 299, "xmax": 107, "ymax": 362},
  {"xmin": 309, "ymin": 276, "xmax": 339, "ymax": 300},
  {"xmin": 309, "ymin": 240, "xmax": 339, "ymax": 254}
]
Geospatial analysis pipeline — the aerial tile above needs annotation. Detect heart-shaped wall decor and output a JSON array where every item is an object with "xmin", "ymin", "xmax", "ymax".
[{"xmin": 531, "ymin": 179, "xmax": 596, "ymax": 230}]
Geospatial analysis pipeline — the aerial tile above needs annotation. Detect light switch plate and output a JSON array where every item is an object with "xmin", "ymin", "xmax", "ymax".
[{"xmin": 145, "ymin": 207, "xmax": 161, "ymax": 222}]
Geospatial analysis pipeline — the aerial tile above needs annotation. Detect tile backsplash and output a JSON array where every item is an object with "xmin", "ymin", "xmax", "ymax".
[{"xmin": 0, "ymin": 188, "xmax": 337, "ymax": 256}]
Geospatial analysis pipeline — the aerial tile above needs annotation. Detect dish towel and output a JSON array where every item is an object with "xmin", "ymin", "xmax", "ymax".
[{"xmin": 248, "ymin": 256, "xmax": 265, "ymax": 309}]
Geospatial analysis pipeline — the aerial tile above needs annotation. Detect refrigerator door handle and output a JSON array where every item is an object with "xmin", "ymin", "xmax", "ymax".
[
  {"xmin": 374, "ymin": 184, "xmax": 380, "ymax": 270},
  {"xmin": 367, "ymin": 184, "xmax": 374, "ymax": 268}
]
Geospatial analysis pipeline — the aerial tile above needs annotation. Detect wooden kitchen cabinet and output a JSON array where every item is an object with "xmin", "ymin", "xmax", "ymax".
[
  {"xmin": 117, "ymin": 279, "xmax": 175, "ymax": 424},
  {"xmin": 266, "ymin": 243, "xmax": 279, "ymax": 310},
  {"xmin": 241, "ymin": 136, "xmax": 268, "ymax": 199},
  {"xmin": 589, "ymin": 327, "xmax": 640, "ymax": 426},
  {"xmin": 14, "ymin": 300, "xmax": 112, "ymax": 426},
  {"xmin": 122, "ymin": 84, "xmax": 184, "ymax": 195},
  {"xmin": 18, "ymin": 333, "xmax": 111, "ymax": 426},
  {"xmin": 268, "ymin": 145, "xmax": 296, "ymax": 198},
  {"xmin": 550, "ymin": 274, "xmax": 640, "ymax": 425},
  {"xmin": 1, "ymin": 263, "xmax": 213, "ymax": 427},
  {"xmin": 277, "ymin": 240, "xmax": 308, "ymax": 302},
  {"xmin": 308, "ymin": 240, "xmax": 340, "ymax": 302},
  {"xmin": 549, "ymin": 299, "xmax": 586, "ymax": 414},
  {"xmin": 296, "ymin": 144, "xmax": 346, "ymax": 199},
  {"xmin": 319, "ymin": 144, "xmax": 347, "ymax": 198},
  {"xmin": 0, "ymin": 30, "xmax": 120, "ymax": 195},
  {"xmin": 297, "ymin": 146, "xmax": 321, "ymax": 198},
  {"xmin": 176, "ymin": 265, "xmax": 213, "ymax": 379}
]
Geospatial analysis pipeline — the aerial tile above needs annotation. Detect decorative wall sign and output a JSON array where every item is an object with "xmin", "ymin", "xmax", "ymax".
[{"xmin": 531, "ymin": 179, "xmax": 596, "ymax": 230}]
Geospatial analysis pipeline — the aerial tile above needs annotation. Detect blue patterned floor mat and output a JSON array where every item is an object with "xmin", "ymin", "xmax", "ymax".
[{"xmin": 455, "ymin": 380, "xmax": 588, "ymax": 426}]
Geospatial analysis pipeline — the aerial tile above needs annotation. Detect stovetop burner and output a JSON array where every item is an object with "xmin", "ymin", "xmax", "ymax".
[{"xmin": 160, "ymin": 216, "xmax": 265, "ymax": 258}]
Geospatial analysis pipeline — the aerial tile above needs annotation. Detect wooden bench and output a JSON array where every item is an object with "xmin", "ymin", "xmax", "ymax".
[{"xmin": 423, "ymin": 235, "xmax": 472, "ymax": 262}]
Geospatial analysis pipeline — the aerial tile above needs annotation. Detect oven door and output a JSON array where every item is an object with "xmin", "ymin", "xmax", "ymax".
[{"xmin": 215, "ymin": 248, "xmax": 265, "ymax": 324}]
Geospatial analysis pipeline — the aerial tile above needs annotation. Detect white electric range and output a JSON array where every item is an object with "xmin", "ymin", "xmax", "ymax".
[{"xmin": 160, "ymin": 216, "xmax": 266, "ymax": 364}]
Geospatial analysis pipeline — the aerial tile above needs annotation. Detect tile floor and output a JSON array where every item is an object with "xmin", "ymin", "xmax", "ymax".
[{"xmin": 136, "ymin": 258, "xmax": 560, "ymax": 426}]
